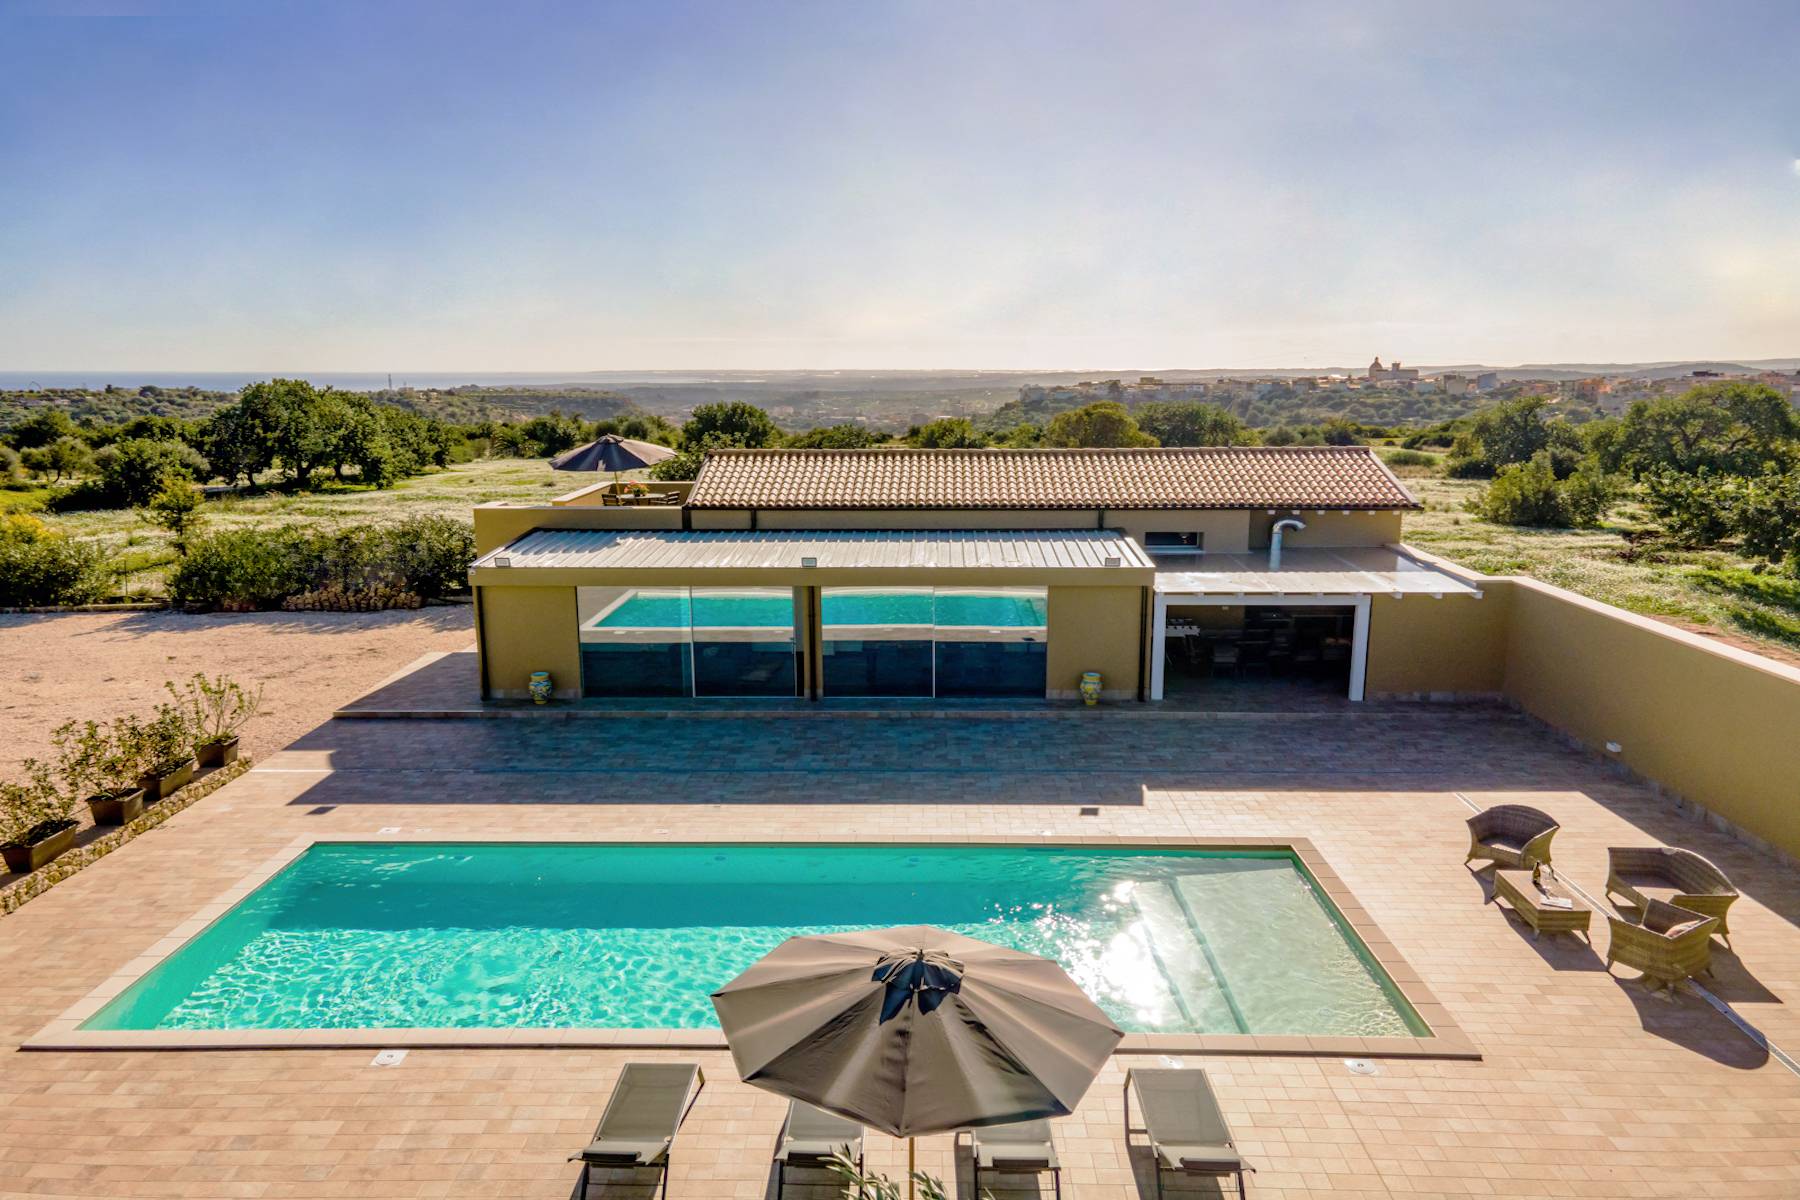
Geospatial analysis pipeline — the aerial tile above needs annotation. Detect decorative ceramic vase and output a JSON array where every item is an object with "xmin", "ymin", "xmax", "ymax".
[
  {"xmin": 1079, "ymin": 671, "xmax": 1103, "ymax": 706},
  {"xmin": 528, "ymin": 671, "xmax": 553, "ymax": 704}
]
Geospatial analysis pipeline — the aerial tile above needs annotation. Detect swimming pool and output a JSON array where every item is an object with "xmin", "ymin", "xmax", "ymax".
[
  {"xmin": 85, "ymin": 843, "xmax": 1428, "ymax": 1038},
  {"xmin": 594, "ymin": 590, "xmax": 1048, "ymax": 629}
]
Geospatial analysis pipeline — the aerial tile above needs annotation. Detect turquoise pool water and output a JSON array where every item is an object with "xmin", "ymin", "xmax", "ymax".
[
  {"xmin": 595, "ymin": 590, "xmax": 1047, "ymax": 629},
  {"xmin": 86, "ymin": 844, "xmax": 1428, "ymax": 1037}
]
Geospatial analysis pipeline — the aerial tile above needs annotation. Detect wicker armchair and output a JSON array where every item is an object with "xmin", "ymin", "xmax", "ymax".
[
  {"xmin": 1605, "ymin": 899, "xmax": 1718, "ymax": 990},
  {"xmin": 1464, "ymin": 805, "xmax": 1559, "ymax": 870},
  {"xmin": 1604, "ymin": 847, "xmax": 1738, "ymax": 946}
]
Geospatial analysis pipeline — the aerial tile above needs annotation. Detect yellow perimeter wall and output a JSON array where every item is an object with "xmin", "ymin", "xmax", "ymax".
[
  {"xmin": 1365, "ymin": 591, "xmax": 1510, "ymax": 698},
  {"xmin": 1501, "ymin": 580, "xmax": 1800, "ymax": 857},
  {"xmin": 1367, "ymin": 565, "xmax": 1800, "ymax": 859}
]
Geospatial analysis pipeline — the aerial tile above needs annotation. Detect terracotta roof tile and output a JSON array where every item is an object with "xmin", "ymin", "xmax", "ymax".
[{"xmin": 685, "ymin": 447, "xmax": 1418, "ymax": 510}]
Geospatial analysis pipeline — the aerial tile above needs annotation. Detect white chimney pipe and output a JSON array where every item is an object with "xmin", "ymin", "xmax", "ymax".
[{"xmin": 1270, "ymin": 518, "xmax": 1306, "ymax": 570}]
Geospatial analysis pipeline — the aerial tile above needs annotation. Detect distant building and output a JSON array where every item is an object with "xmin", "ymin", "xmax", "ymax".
[
  {"xmin": 1367, "ymin": 357, "xmax": 1420, "ymax": 383},
  {"xmin": 1439, "ymin": 374, "xmax": 1472, "ymax": 398},
  {"xmin": 1475, "ymin": 372, "xmax": 1500, "ymax": 391}
]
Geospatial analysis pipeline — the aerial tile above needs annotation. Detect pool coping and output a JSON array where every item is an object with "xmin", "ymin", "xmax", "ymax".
[{"xmin": 22, "ymin": 834, "xmax": 1479, "ymax": 1060}]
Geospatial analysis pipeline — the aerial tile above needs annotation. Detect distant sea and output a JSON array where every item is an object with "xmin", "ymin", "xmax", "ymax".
[{"xmin": 0, "ymin": 371, "xmax": 608, "ymax": 391}]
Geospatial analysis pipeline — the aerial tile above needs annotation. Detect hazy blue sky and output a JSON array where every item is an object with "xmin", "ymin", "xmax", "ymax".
[{"xmin": 2, "ymin": 0, "xmax": 1797, "ymax": 371}]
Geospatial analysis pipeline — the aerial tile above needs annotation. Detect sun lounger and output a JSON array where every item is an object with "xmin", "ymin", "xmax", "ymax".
[
  {"xmin": 964, "ymin": 1119, "xmax": 1062, "ymax": 1200},
  {"xmin": 774, "ymin": 1100, "xmax": 864, "ymax": 1198},
  {"xmin": 1125, "ymin": 1067, "xmax": 1251, "ymax": 1200},
  {"xmin": 570, "ymin": 1062, "xmax": 705, "ymax": 1200}
]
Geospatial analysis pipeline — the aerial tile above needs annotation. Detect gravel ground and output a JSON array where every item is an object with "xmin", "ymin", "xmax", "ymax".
[{"xmin": 0, "ymin": 606, "xmax": 475, "ymax": 773}]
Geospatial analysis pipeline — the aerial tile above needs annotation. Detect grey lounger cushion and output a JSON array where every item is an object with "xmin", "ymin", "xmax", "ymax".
[
  {"xmin": 576, "ymin": 1063, "xmax": 704, "ymax": 1166},
  {"xmin": 972, "ymin": 1118, "xmax": 1059, "ymax": 1171},
  {"xmin": 1131, "ymin": 1068, "xmax": 1243, "ymax": 1174}
]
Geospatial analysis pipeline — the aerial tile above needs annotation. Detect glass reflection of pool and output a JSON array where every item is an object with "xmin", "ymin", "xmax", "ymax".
[
  {"xmin": 594, "ymin": 590, "xmax": 1047, "ymax": 629},
  {"xmin": 85, "ymin": 844, "xmax": 1428, "ymax": 1038}
]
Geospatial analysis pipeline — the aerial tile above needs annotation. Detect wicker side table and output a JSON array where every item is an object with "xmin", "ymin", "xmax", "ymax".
[{"xmin": 1493, "ymin": 869, "xmax": 1591, "ymax": 941}]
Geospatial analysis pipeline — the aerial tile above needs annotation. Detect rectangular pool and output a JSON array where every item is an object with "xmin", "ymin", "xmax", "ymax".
[{"xmin": 86, "ymin": 843, "xmax": 1429, "ymax": 1039}]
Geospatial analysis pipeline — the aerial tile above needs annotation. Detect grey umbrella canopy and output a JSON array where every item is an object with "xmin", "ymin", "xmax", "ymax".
[
  {"xmin": 548, "ymin": 434, "xmax": 675, "ymax": 473},
  {"xmin": 711, "ymin": 925, "xmax": 1123, "ymax": 1138}
]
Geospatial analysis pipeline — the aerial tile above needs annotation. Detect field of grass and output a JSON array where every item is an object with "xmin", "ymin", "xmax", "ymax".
[
  {"xmin": 1400, "ymin": 472, "xmax": 1800, "ymax": 659},
  {"xmin": 15, "ymin": 454, "xmax": 1800, "ymax": 660},
  {"xmin": 26, "ymin": 458, "xmax": 576, "ymax": 597}
]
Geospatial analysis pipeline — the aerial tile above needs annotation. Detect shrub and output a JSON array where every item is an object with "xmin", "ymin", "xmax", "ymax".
[
  {"xmin": 141, "ymin": 703, "xmax": 195, "ymax": 772},
  {"xmin": 1641, "ymin": 468, "xmax": 1737, "ymax": 546},
  {"xmin": 785, "ymin": 424, "xmax": 882, "ymax": 450},
  {"xmin": 142, "ymin": 477, "xmax": 207, "ymax": 552},
  {"xmin": 92, "ymin": 437, "xmax": 209, "ymax": 506},
  {"xmin": 0, "ymin": 515, "xmax": 110, "ymax": 605},
  {"xmin": 168, "ymin": 526, "xmax": 313, "ymax": 610},
  {"xmin": 51, "ymin": 719, "xmax": 136, "ymax": 801},
  {"xmin": 907, "ymin": 417, "xmax": 989, "ymax": 449},
  {"xmin": 1470, "ymin": 452, "xmax": 1615, "ymax": 528},
  {"xmin": 378, "ymin": 515, "xmax": 475, "ymax": 599},
  {"xmin": 166, "ymin": 674, "xmax": 264, "ymax": 748},
  {"xmin": 1042, "ymin": 401, "xmax": 1157, "ymax": 448},
  {"xmin": 169, "ymin": 517, "xmax": 474, "ymax": 611},
  {"xmin": 0, "ymin": 444, "xmax": 20, "ymax": 482},
  {"xmin": 0, "ymin": 762, "xmax": 77, "ymax": 848},
  {"xmin": 1379, "ymin": 448, "xmax": 1438, "ymax": 468}
]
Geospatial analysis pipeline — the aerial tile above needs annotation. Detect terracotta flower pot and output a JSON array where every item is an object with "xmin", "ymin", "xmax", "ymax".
[
  {"xmin": 1, "ymin": 821, "xmax": 78, "ymax": 874},
  {"xmin": 86, "ymin": 788, "xmax": 146, "ymax": 826},
  {"xmin": 139, "ymin": 758, "xmax": 196, "ymax": 803},
  {"xmin": 197, "ymin": 737, "xmax": 240, "ymax": 769}
]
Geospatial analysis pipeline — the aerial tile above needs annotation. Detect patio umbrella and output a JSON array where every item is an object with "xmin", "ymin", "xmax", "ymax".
[
  {"xmin": 711, "ymin": 925, "xmax": 1122, "ymax": 1194},
  {"xmin": 548, "ymin": 434, "xmax": 676, "ymax": 483}
]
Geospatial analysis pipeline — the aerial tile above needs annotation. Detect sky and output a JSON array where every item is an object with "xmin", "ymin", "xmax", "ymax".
[{"xmin": 1, "ymin": 0, "xmax": 1797, "ymax": 372}]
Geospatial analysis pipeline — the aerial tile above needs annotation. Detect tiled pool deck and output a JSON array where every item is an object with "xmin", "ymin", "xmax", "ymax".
[{"xmin": 4, "ymin": 669, "xmax": 1800, "ymax": 1196}]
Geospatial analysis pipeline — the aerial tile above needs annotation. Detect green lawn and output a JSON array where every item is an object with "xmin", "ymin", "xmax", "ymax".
[
  {"xmin": 17, "ymin": 455, "xmax": 1800, "ymax": 658},
  {"xmin": 1400, "ymin": 472, "xmax": 1798, "ymax": 656},
  {"xmin": 30, "ymin": 458, "xmax": 580, "ymax": 597}
]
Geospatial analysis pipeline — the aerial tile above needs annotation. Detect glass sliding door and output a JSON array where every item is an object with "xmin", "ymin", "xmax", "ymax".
[
  {"xmin": 820, "ymin": 587, "xmax": 934, "ymax": 697},
  {"xmin": 577, "ymin": 586, "xmax": 692, "ymax": 697},
  {"xmin": 932, "ymin": 587, "xmax": 1048, "ymax": 698},
  {"xmin": 690, "ymin": 587, "xmax": 798, "ymax": 697}
]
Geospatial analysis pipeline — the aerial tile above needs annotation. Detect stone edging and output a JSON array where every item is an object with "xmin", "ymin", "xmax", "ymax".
[{"xmin": 0, "ymin": 757, "xmax": 253, "ymax": 917}]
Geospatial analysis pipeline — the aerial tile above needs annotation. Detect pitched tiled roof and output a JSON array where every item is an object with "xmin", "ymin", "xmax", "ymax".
[{"xmin": 685, "ymin": 447, "xmax": 1418, "ymax": 510}]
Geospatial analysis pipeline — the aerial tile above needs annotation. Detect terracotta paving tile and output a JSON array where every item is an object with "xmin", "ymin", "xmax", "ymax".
[{"xmin": 3, "ymin": 702, "xmax": 1799, "ymax": 1197}]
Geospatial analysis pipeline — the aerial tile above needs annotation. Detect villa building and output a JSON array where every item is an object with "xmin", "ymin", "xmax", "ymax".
[{"xmin": 469, "ymin": 447, "xmax": 1483, "ymax": 705}]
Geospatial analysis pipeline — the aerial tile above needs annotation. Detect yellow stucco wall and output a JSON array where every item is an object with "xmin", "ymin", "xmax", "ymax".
[
  {"xmin": 1503, "ymin": 580, "xmax": 1800, "ymax": 855},
  {"xmin": 1364, "ymin": 591, "xmax": 1510, "ymax": 697},
  {"xmin": 478, "ymin": 585, "xmax": 580, "ymax": 700},
  {"xmin": 474, "ymin": 504, "xmax": 681, "ymax": 554},
  {"xmin": 1247, "ymin": 510, "xmax": 1405, "ymax": 549},
  {"xmin": 1047, "ymin": 586, "xmax": 1144, "ymax": 699}
]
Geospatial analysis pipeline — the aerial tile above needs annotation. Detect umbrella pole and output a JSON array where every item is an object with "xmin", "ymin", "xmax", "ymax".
[{"xmin": 907, "ymin": 1136, "xmax": 915, "ymax": 1200}]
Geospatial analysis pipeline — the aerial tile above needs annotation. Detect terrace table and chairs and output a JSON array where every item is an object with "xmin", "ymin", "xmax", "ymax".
[
  {"xmin": 1604, "ymin": 846, "xmax": 1739, "ymax": 947},
  {"xmin": 1491, "ymin": 867, "xmax": 1591, "ymax": 941},
  {"xmin": 1604, "ymin": 898, "xmax": 1720, "ymax": 991},
  {"xmin": 1464, "ymin": 804, "xmax": 1560, "ymax": 871}
]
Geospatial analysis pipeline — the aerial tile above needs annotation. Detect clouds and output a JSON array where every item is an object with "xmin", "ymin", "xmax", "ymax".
[{"xmin": 0, "ymin": 0, "xmax": 1797, "ymax": 370}]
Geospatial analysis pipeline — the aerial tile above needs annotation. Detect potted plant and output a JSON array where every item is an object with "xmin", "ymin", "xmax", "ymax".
[
  {"xmin": 53, "ymin": 718, "xmax": 145, "ymax": 826},
  {"xmin": 0, "ymin": 761, "xmax": 79, "ymax": 874},
  {"xmin": 166, "ymin": 673, "xmax": 262, "ymax": 768},
  {"xmin": 136, "ymin": 703, "xmax": 197, "ymax": 802}
]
